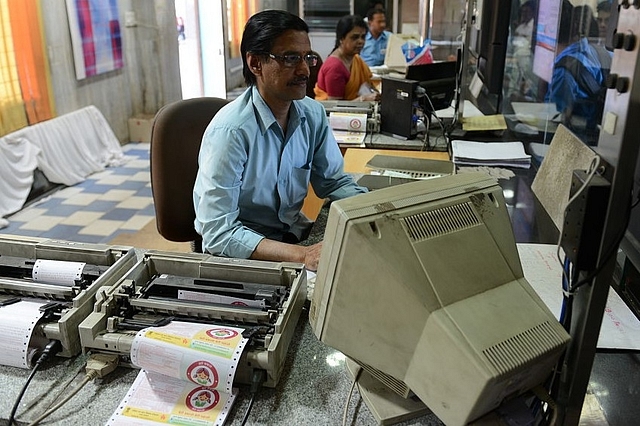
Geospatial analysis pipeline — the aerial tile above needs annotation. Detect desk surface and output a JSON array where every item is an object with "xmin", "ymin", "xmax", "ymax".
[
  {"xmin": 302, "ymin": 148, "xmax": 450, "ymax": 221},
  {"xmin": 0, "ymin": 159, "xmax": 634, "ymax": 426}
]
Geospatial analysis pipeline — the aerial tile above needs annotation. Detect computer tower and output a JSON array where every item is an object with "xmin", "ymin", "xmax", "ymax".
[{"xmin": 380, "ymin": 77, "xmax": 419, "ymax": 139}]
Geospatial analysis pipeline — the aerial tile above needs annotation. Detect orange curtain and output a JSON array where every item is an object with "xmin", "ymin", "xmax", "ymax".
[
  {"xmin": 0, "ymin": 0, "xmax": 53, "ymax": 136},
  {"xmin": 226, "ymin": 0, "xmax": 257, "ymax": 59},
  {"xmin": 0, "ymin": 0, "xmax": 28, "ymax": 135},
  {"xmin": 8, "ymin": 0, "xmax": 54, "ymax": 124}
]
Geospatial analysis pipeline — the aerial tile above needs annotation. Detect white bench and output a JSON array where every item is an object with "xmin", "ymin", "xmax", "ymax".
[{"xmin": 0, "ymin": 106, "xmax": 125, "ymax": 218}]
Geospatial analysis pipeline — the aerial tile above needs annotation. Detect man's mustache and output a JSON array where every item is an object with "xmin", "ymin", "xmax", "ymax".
[{"xmin": 290, "ymin": 76, "xmax": 309, "ymax": 85}]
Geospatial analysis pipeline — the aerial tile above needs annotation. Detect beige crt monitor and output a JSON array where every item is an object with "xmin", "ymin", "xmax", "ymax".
[
  {"xmin": 309, "ymin": 172, "xmax": 570, "ymax": 425},
  {"xmin": 384, "ymin": 33, "xmax": 420, "ymax": 73}
]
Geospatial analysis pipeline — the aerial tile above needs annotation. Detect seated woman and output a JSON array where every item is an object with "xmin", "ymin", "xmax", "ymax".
[{"xmin": 314, "ymin": 15, "xmax": 380, "ymax": 102}]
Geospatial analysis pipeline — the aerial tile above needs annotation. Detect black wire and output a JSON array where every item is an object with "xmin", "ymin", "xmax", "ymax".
[
  {"xmin": 8, "ymin": 340, "xmax": 62, "ymax": 425},
  {"xmin": 240, "ymin": 392, "xmax": 256, "ymax": 426},
  {"xmin": 240, "ymin": 369, "xmax": 266, "ymax": 426},
  {"xmin": 8, "ymin": 361, "xmax": 42, "ymax": 425}
]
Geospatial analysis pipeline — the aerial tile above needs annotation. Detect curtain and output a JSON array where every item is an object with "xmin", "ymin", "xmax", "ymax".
[
  {"xmin": 0, "ymin": 0, "xmax": 54, "ymax": 137},
  {"xmin": 226, "ymin": 0, "xmax": 257, "ymax": 59},
  {"xmin": 0, "ymin": 0, "xmax": 28, "ymax": 135}
]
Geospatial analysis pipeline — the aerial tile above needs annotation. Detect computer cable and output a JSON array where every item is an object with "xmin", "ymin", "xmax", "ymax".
[
  {"xmin": 8, "ymin": 339, "xmax": 62, "ymax": 426},
  {"xmin": 532, "ymin": 385, "xmax": 558, "ymax": 426},
  {"xmin": 419, "ymin": 90, "xmax": 448, "ymax": 152},
  {"xmin": 559, "ymin": 256, "xmax": 572, "ymax": 330},
  {"xmin": 24, "ymin": 353, "xmax": 119, "ymax": 426},
  {"xmin": 341, "ymin": 364, "xmax": 363, "ymax": 426},
  {"xmin": 240, "ymin": 368, "xmax": 266, "ymax": 426}
]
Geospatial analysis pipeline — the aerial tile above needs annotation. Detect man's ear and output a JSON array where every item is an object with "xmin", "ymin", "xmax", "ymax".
[{"xmin": 247, "ymin": 54, "xmax": 262, "ymax": 75}]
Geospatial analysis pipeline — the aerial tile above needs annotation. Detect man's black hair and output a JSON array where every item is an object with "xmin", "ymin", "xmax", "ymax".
[
  {"xmin": 366, "ymin": 7, "xmax": 386, "ymax": 22},
  {"xmin": 240, "ymin": 10, "xmax": 309, "ymax": 86}
]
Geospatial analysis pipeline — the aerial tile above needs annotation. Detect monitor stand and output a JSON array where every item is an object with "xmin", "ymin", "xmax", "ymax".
[{"xmin": 345, "ymin": 358, "xmax": 432, "ymax": 425}]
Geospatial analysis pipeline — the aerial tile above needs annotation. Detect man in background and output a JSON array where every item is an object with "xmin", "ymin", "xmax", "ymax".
[
  {"xmin": 360, "ymin": 8, "xmax": 392, "ymax": 67},
  {"xmin": 596, "ymin": 1, "xmax": 612, "ymax": 40},
  {"xmin": 546, "ymin": 3, "xmax": 612, "ymax": 145}
]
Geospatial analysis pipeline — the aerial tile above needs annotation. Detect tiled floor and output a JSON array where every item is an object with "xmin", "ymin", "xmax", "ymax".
[{"xmin": 1, "ymin": 143, "xmax": 154, "ymax": 244}]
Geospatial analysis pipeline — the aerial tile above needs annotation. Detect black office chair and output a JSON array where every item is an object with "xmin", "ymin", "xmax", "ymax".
[{"xmin": 150, "ymin": 97, "xmax": 229, "ymax": 252}]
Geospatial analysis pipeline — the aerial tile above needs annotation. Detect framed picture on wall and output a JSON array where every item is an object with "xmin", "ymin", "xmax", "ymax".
[{"xmin": 65, "ymin": 0, "xmax": 123, "ymax": 80}]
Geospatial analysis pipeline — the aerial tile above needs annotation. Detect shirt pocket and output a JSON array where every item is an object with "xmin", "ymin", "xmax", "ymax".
[{"xmin": 285, "ymin": 166, "xmax": 312, "ymax": 207}]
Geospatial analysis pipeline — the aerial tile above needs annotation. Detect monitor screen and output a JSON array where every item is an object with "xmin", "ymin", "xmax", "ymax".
[
  {"xmin": 309, "ymin": 172, "xmax": 570, "ymax": 425},
  {"xmin": 532, "ymin": 0, "xmax": 562, "ymax": 82},
  {"xmin": 405, "ymin": 61, "xmax": 457, "ymax": 112}
]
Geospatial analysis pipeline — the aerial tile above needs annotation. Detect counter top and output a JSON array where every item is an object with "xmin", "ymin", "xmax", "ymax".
[
  {"xmin": 0, "ymin": 309, "xmax": 444, "ymax": 426},
  {"xmin": 0, "ymin": 154, "xmax": 635, "ymax": 426}
]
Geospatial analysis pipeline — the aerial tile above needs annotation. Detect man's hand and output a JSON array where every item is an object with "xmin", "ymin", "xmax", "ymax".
[{"xmin": 302, "ymin": 242, "xmax": 323, "ymax": 271}]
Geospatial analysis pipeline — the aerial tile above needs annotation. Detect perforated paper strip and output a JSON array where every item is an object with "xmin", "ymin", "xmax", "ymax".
[{"xmin": 0, "ymin": 300, "xmax": 48, "ymax": 368}]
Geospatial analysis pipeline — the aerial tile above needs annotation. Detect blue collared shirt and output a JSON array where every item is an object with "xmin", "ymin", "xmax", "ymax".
[
  {"xmin": 545, "ymin": 37, "xmax": 611, "ymax": 143},
  {"xmin": 361, "ymin": 30, "xmax": 393, "ymax": 67},
  {"xmin": 193, "ymin": 86, "xmax": 367, "ymax": 258}
]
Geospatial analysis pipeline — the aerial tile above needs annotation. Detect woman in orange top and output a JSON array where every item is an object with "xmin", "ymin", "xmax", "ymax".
[{"xmin": 314, "ymin": 15, "xmax": 380, "ymax": 102}]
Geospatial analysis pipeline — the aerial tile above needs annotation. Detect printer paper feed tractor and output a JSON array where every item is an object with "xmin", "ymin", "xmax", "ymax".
[
  {"xmin": 79, "ymin": 250, "xmax": 307, "ymax": 388},
  {"xmin": 0, "ymin": 235, "xmax": 137, "ymax": 358}
]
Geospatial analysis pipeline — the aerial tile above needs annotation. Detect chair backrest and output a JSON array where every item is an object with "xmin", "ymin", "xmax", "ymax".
[
  {"xmin": 307, "ymin": 51, "xmax": 324, "ymax": 99},
  {"xmin": 150, "ymin": 97, "xmax": 229, "ymax": 250}
]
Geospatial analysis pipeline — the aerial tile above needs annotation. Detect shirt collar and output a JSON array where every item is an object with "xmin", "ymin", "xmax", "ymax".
[{"xmin": 250, "ymin": 85, "xmax": 307, "ymax": 136}]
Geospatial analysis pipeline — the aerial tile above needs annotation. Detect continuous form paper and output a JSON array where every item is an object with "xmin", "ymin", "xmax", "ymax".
[
  {"xmin": 107, "ymin": 370, "xmax": 238, "ymax": 426},
  {"xmin": 0, "ymin": 300, "xmax": 48, "ymax": 368},
  {"xmin": 178, "ymin": 288, "xmax": 266, "ymax": 309},
  {"xmin": 108, "ymin": 321, "xmax": 247, "ymax": 425},
  {"xmin": 32, "ymin": 259, "xmax": 85, "ymax": 286},
  {"xmin": 518, "ymin": 243, "xmax": 640, "ymax": 350}
]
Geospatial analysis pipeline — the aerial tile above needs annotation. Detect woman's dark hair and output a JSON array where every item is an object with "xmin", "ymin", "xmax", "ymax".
[
  {"xmin": 333, "ymin": 15, "xmax": 367, "ymax": 51},
  {"xmin": 241, "ymin": 10, "xmax": 309, "ymax": 86}
]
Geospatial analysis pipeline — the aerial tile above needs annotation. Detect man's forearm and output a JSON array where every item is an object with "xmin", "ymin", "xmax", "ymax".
[
  {"xmin": 250, "ymin": 238, "xmax": 306, "ymax": 264},
  {"xmin": 250, "ymin": 238, "xmax": 323, "ymax": 271}
]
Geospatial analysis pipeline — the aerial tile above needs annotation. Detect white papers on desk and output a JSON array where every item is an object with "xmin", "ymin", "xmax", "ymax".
[
  {"xmin": 451, "ymin": 140, "xmax": 531, "ymax": 168},
  {"xmin": 330, "ymin": 112, "xmax": 367, "ymax": 146},
  {"xmin": 518, "ymin": 243, "xmax": 640, "ymax": 350},
  {"xmin": 108, "ymin": 321, "xmax": 247, "ymax": 425}
]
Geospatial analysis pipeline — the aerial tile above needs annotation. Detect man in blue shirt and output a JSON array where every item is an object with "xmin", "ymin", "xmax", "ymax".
[
  {"xmin": 193, "ymin": 10, "xmax": 366, "ymax": 271},
  {"xmin": 546, "ymin": 3, "xmax": 611, "ymax": 145},
  {"xmin": 360, "ymin": 8, "xmax": 393, "ymax": 67}
]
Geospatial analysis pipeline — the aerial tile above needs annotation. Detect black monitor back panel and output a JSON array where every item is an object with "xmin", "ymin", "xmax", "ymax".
[
  {"xmin": 406, "ymin": 61, "xmax": 458, "ymax": 112},
  {"xmin": 380, "ymin": 77, "xmax": 418, "ymax": 139}
]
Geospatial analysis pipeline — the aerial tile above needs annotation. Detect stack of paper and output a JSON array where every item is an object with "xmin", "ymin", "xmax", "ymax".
[{"xmin": 451, "ymin": 140, "xmax": 531, "ymax": 168}]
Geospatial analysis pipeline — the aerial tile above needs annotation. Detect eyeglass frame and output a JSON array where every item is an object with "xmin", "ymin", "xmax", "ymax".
[{"xmin": 263, "ymin": 52, "xmax": 319, "ymax": 68}]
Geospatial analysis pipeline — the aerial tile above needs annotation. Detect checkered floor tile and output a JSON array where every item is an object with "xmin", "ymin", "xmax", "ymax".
[{"xmin": 1, "ymin": 143, "xmax": 155, "ymax": 244}]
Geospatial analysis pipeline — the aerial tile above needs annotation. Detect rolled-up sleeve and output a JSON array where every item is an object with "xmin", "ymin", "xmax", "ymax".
[
  {"xmin": 309, "ymin": 113, "xmax": 368, "ymax": 200},
  {"xmin": 193, "ymin": 125, "xmax": 264, "ymax": 258}
]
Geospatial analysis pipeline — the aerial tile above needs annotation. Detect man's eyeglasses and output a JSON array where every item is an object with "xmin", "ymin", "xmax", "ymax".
[{"xmin": 267, "ymin": 53, "xmax": 319, "ymax": 68}]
